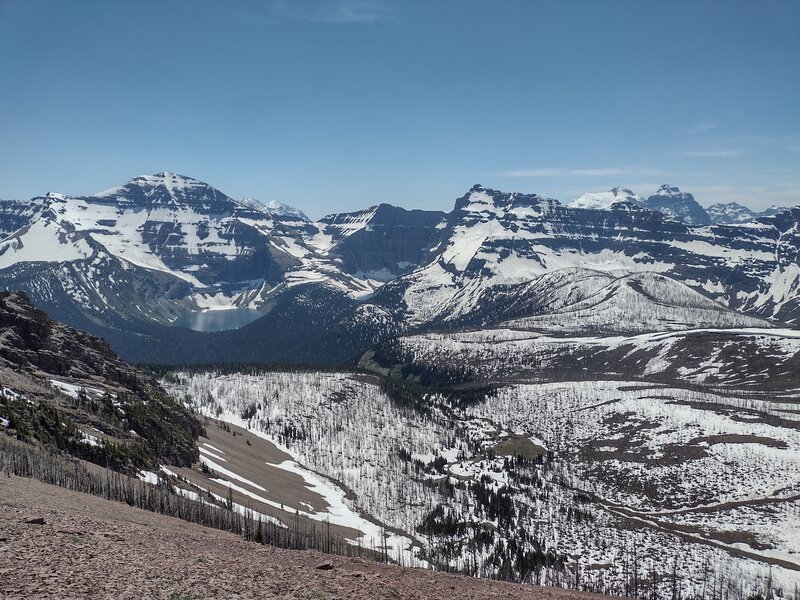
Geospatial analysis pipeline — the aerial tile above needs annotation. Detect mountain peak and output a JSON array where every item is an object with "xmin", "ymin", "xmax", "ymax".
[
  {"xmin": 655, "ymin": 184, "xmax": 682, "ymax": 196},
  {"xmin": 132, "ymin": 172, "xmax": 204, "ymax": 188},
  {"xmin": 645, "ymin": 185, "xmax": 711, "ymax": 225},
  {"xmin": 610, "ymin": 186, "xmax": 635, "ymax": 195},
  {"xmin": 706, "ymin": 202, "xmax": 756, "ymax": 224},
  {"xmin": 452, "ymin": 185, "xmax": 557, "ymax": 219},
  {"xmin": 711, "ymin": 201, "xmax": 747, "ymax": 208},
  {"xmin": 239, "ymin": 197, "xmax": 309, "ymax": 221},
  {"xmin": 569, "ymin": 187, "xmax": 644, "ymax": 210},
  {"xmin": 239, "ymin": 196, "xmax": 265, "ymax": 210},
  {"xmin": 91, "ymin": 172, "xmax": 232, "ymax": 208},
  {"xmin": 760, "ymin": 205, "xmax": 792, "ymax": 217}
]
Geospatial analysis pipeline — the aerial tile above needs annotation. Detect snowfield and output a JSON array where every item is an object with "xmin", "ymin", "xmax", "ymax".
[{"xmin": 386, "ymin": 326, "xmax": 800, "ymax": 392}]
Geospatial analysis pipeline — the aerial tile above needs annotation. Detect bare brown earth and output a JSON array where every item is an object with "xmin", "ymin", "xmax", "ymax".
[
  {"xmin": 170, "ymin": 420, "xmax": 364, "ymax": 543},
  {"xmin": 0, "ymin": 475, "xmax": 609, "ymax": 600}
]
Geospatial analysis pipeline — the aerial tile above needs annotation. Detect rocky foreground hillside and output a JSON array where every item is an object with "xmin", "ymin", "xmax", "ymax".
[
  {"xmin": 0, "ymin": 291, "xmax": 201, "ymax": 471},
  {"xmin": 0, "ymin": 476, "xmax": 606, "ymax": 600}
]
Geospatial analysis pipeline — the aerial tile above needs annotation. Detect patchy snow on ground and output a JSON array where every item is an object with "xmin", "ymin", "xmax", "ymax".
[
  {"xmin": 50, "ymin": 379, "xmax": 107, "ymax": 400},
  {"xmin": 164, "ymin": 369, "xmax": 800, "ymax": 596},
  {"xmin": 166, "ymin": 376, "xmax": 425, "ymax": 567}
]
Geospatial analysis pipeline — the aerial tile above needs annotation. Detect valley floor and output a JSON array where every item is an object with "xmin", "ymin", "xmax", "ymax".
[{"xmin": 0, "ymin": 474, "xmax": 607, "ymax": 600}]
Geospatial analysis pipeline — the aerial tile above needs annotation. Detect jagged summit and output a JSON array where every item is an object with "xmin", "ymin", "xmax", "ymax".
[
  {"xmin": 152, "ymin": 171, "xmax": 193, "ymax": 180},
  {"xmin": 706, "ymin": 201, "xmax": 757, "ymax": 224},
  {"xmin": 43, "ymin": 192, "xmax": 67, "ymax": 200},
  {"xmin": 90, "ymin": 172, "xmax": 234, "ymax": 210},
  {"xmin": 264, "ymin": 199, "xmax": 308, "ymax": 220},
  {"xmin": 654, "ymin": 184, "xmax": 682, "ymax": 196},
  {"xmin": 569, "ymin": 187, "xmax": 645, "ymax": 210},
  {"xmin": 239, "ymin": 197, "xmax": 310, "ymax": 221},
  {"xmin": 761, "ymin": 204, "xmax": 792, "ymax": 217},
  {"xmin": 566, "ymin": 184, "xmax": 790, "ymax": 223},
  {"xmin": 644, "ymin": 184, "xmax": 711, "ymax": 225},
  {"xmin": 455, "ymin": 184, "xmax": 557, "ymax": 213},
  {"xmin": 95, "ymin": 172, "xmax": 204, "ymax": 194}
]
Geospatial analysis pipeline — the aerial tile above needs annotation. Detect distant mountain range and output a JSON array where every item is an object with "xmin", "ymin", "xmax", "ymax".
[
  {"xmin": 0, "ymin": 173, "xmax": 797, "ymax": 363},
  {"xmin": 570, "ymin": 184, "xmax": 788, "ymax": 225},
  {"xmin": 568, "ymin": 186, "xmax": 645, "ymax": 210}
]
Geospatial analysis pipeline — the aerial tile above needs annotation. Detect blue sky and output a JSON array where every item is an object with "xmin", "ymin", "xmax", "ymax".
[{"xmin": 1, "ymin": 0, "xmax": 798, "ymax": 217}]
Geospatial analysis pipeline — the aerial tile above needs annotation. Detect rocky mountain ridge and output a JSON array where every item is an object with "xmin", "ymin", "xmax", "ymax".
[{"xmin": 0, "ymin": 174, "xmax": 797, "ymax": 364}]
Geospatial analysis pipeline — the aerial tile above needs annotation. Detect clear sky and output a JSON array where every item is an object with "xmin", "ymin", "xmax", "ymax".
[{"xmin": 1, "ymin": 0, "xmax": 798, "ymax": 217}]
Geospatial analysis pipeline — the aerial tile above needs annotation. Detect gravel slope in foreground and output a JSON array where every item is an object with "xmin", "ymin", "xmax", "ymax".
[{"xmin": 0, "ymin": 475, "xmax": 609, "ymax": 600}]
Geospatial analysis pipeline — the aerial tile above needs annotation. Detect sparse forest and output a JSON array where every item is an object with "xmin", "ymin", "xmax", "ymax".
[{"xmin": 164, "ymin": 368, "xmax": 800, "ymax": 599}]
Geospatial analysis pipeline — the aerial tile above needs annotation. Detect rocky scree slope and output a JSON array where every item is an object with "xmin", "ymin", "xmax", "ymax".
[{"xmin": 0, "ymin": 475, "xmax": 604, "ymax": 600}]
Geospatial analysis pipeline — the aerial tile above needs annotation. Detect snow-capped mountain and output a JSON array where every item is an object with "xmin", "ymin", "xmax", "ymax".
[
  {"xmin": 0, "ymin": 174, "xmax": 446, "ymax": 352},
  {"xmin": 239, "ymin": 197, "xmax": 310, "ymax": 222},
  {"xmin": 4, "ymin": 176, "xmax": 793, "ymax": 598},
  {"xmin": 706, "ymin": 201, "xmax": 758, "ymax": 224},
  {"xmin": 567, "ymin": 186, "xmax": 793, "ymax": 227},
  {"xmin": 643, "ymin": 184, "xmax": 712, "ymax": 225},
  {"xmin": 760, "ymin": 204, "xmax": 791, "ymax": 217},
  {"xmin": 568, "ymin": 186, "xmax": 644, "ymax": 210},
  {"xmin": 366, "ymin": 185, "xmax": 798, "ymax": 328},
  {"xmin": 0, "ymin": 175, "xmax": 797, "ymax": 364},
  {"xmin": 0, "ymin": 197, "xmax": 47, "ymax": 239},
  {"xmin": 316, "ymin": 204, "xmax": 447, "ymax": 281},
  {"xmin": 700, "ymin": 201, "xmax": 795, "ymax": 225},
  {"xmin": 0, "ymin": 173, "xmax": 441, "ymax": 308},
  {"xmin": 0, "ymin": 173, "xmax": 332, "ymax": 312}
]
